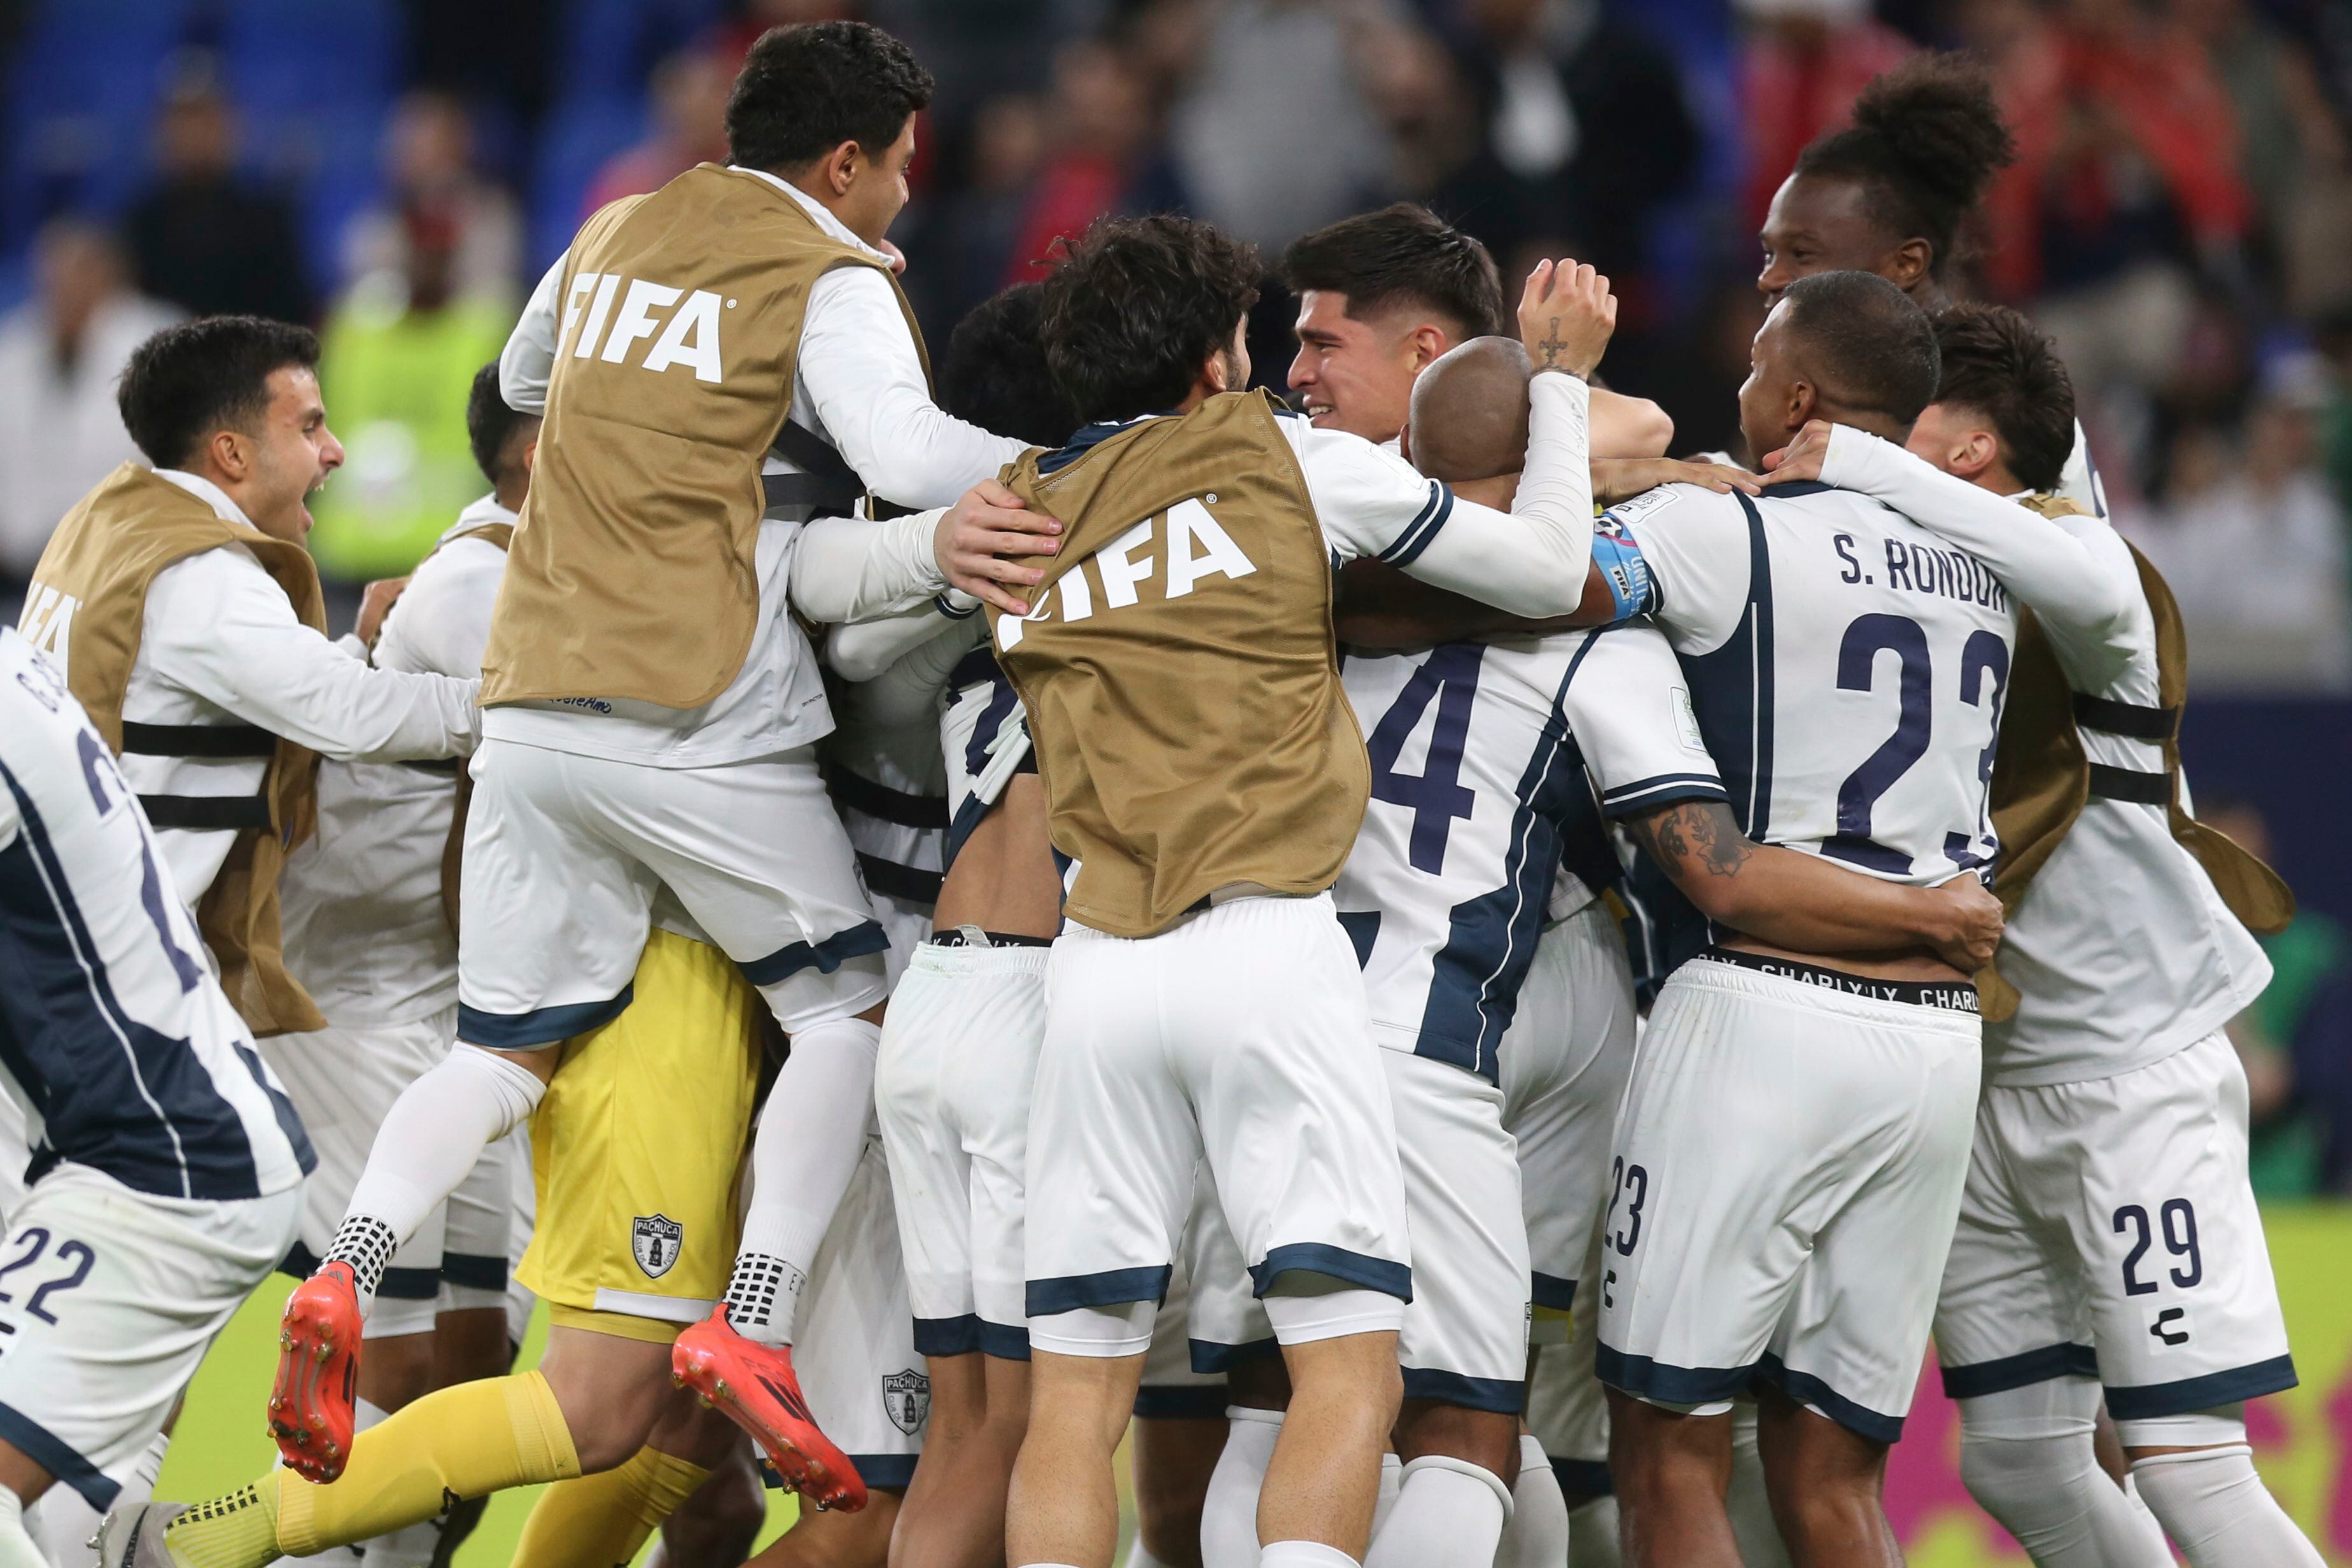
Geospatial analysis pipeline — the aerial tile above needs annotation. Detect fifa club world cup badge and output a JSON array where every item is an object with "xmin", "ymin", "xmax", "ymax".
[
  {"xmin": 632, "ymin": 1214, "xmax": 684, "ymax": 1279},
  {"xmin": 883, "ymin": 1368, "xmax": 932, "ymax": 1436}
]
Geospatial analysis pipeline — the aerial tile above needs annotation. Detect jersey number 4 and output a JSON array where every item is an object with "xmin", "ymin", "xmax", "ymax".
[
  {"xmin": 1819, "ymin": 614, "xmax": 2008, "ymax": 876},
  {"xmin": 1366, "ymin": 645, "xmax": 1485, "ymax": 873}
]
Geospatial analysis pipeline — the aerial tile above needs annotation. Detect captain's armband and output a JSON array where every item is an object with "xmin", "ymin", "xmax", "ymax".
[{"xmin": 1592, "ymin": 515, "xmax": 1658, "ymax": 623}]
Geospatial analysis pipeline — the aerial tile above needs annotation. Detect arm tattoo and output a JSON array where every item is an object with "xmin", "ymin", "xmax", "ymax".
[{"xmin": 1633, "ymin": 801, "xmax": 1755, "ymax": 881}]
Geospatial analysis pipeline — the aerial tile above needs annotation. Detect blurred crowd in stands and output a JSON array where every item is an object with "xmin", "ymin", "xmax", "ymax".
[{"xmin": 3, "ymin": 0, "xmax": 2352, "ymax": 1184}]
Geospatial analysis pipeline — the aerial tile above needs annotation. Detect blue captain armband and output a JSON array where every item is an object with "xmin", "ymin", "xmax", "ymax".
[{"xmin": 1591, "ymin": 515, "xmax": 1658, "ymax": 623}]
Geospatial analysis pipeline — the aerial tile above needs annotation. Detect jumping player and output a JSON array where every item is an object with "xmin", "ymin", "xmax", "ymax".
[{"xmin": 256, "ymin": 17, "xmax": 1046, "ymax": 1508}]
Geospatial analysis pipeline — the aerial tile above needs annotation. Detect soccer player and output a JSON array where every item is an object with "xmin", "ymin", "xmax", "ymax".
[
  {"xmin": 1227, "ymin": 200, "xmax": 1699, "ymax": 1564},
  {"xmin": 1756, "ymin": 51, "xmax": 2106, "ymax": 517},
  {"xmin": 0, "ymin": 626, "xmax": 310, "ymax": 1568},
  {"xmin": 1282, "ymin": 204, "xmax": 1672, "ymax": 460},
  {"xmin": 258, "ymin": 363, "xmax": 534, "ymax": 1568},
  {"xmin": 265, "ymin": 17, "xmax": 1049, "ymax": 1501},
  {"xmin": 15, "ymin": 316, "xmax": 481, "ymax": 1036},
  {"xmin": 868, "ymin": 283, "xmax": 1073, "ymax": 1568},
  {"xmin": 1555, "ymin": 272, "xmax": 2146, "ymax": 1568},
  {"xmin": 991, "ymin": 211, "xmax": 1613, "ymax": 1568},
  {"xmin": 1777, "ymin": 305, "xmax": 2321, "ymax": 1566}
]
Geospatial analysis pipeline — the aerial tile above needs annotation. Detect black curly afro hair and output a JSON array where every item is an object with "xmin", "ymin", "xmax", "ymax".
[{"xmin": 1793, "ymin": 52, "xmax": 2017, "ymax": 284}]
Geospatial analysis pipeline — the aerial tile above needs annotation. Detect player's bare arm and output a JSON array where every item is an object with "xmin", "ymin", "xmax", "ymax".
[{"xmin": 1626, "ymin": 798, "xmax": 2003, "ymax": 973}]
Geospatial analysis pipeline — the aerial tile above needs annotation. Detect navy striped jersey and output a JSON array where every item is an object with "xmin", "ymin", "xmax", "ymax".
[
  {"xmin": 1612, "ymin": 479, "xmax": 2017, "ymax": 885},
  {"xmin": 1333, "ymin": 622, "xmax": 1726, "ymax": 1081},
  {"xmin": 0, "ymin": 627, "xmax": 314, "ymax": 1200}
]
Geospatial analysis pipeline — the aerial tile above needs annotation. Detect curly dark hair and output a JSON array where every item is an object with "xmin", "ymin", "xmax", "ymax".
[
  {"xmin": 116, "ymin": 314, "xmax": 320, "ymax": 470},
  {"xmin": 1929, "ymin": 302, "xmax": 2076, "ymax": 493},
  {"xmin": 725, "ymin": 20, "xmax": 934, "ymax": 174},
  {"xmin": 939, "ymin": 283, "xmax": 1078, "ymax": 448},
  {"xmin": 1793, "ymin": 52, "xmax": 2017, "ymax": 284},
  {"xmin": 1039, "ymin": 215, "xmax": 1262, "ymax": 425},
  {"xmin": 1280, "ymin": 204, "xmax": 1505, "ymax": 340},
  {"xmin": 1780, "ymin": 271, "xmax": 1941, "ymax": 425}
]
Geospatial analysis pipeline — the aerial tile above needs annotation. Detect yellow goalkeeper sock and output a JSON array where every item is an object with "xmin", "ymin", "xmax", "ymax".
[
  {"xmin": 513, "ymin": 1446, "xmax": 711, "ymax": 1568},
  {"xmin": 162, "ymin": 1374, "xmax": 582, "ymax": 1568}
]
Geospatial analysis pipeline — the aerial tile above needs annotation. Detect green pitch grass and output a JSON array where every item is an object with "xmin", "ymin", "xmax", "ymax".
[{"xmin": 155, "ymin": 1287, "xmax": 804, "ymax": 1565}]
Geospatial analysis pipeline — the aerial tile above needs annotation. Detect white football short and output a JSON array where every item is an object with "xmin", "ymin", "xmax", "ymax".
[
  {"xmin": 1500, "ymin": 903, "xmax": 1637, "ymax": 1344},
  {"xmin": 1024, "ymin": 895, "xmax": 1411, "ymax": 1327},
  {"xmin": 0, "ymin": 1163, "xmax": 300, "ymax": 1506},
  {"xmin": 1525, "ymin": 1214, "xmax": 1613, "ymax": 1500},
  {"xmin": 1387, "ymin": 1051, "xmax": 1528, "ymax": 1408},
  {"xmin": 260, "ymin": 1013, "xmax": 456, "ymax": 1338},
  {"xmin": 1934, "ymin": 1030, "xmax": 2295, "ymax": 1425},
  {"xmin": 874, "ymin": 935, "xmax": 1049, "ymax": 1360},
  {"xmin": 457, "ymin": 739, "xmax": 888, "ymax": 1047},
  {"xmin": 869, "ymin": 891, "xmax": 935, "ymax": 986},
  {"xmin": 794, "ymin": 1135, "xmax": 926, "ymax": 1490},
  {"xmin": 1184, "ymin": 1048, "xmax": 1524, "ymax": 1409},
  {"xmin": 1597, "ymin": 951, "xmax": 1980, "ymax": 1443}
]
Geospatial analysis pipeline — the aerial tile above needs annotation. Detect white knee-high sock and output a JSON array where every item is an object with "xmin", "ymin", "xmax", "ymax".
[
  {"xmin": 1373, "ymin": 1452, "xmax": 1401, "ymax": 1538},
  {"xmin": 1201, "ymin": 1408, "xmax": 1284, "ymax": 1568},
  {"xmin": 1564, "ymin": 1495, "xmax": 1619, "ymax": 1568},
  {"xmin": 0, "ymin": 1490, "xmax": 50, "ymax": 1568},
  {"xmin": 726, "ymin": 1014, "xmax": 880, "ymax": 1346},
  {"xmin": 2132, "ymin": 1446, "xmax": 2325, "ymax": 1567},
  {"xmin": 1364, "ymin": 1455, "xmax": 1510, "ymax": 1568},
  {"xmin": 1725, "ymin": 1403, "xmax": 1790, "ymax": 1568},
  {"xmin": 332, "ymin": 1046, "xmax": 545, "ymax": 1305},
  {"xmin": 1955, "ymin": 1383, "xmax": 2171, "ymax": 1567},
  {"xmin": 1496, "ymin": 1436, "xmax": 1569, "ymax": 1568}
]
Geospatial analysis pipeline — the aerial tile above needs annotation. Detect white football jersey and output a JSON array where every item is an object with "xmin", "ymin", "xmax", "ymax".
[
  {"xmin": 1620, "ymin": 479, "xmax": 2018, "ymax": 885},
  {"xmin": 0, "ymin": 627, "xmax": 312, "ymax": 1201},
  {"xmin": 280, "ymin": 502, "xmax": 510, "ymax": 1027},
  {"xmin": 1334, "ymin": 622, "xmax": 1725, "ymax": 1081}
]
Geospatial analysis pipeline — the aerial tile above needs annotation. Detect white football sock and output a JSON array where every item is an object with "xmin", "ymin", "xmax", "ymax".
[
  {"xmin": 1201, "ymin": 1408, "xmax": 1283, "ymax": 1568},
  {"xmin": 0, "ymin": 1490, "xmax": 49, "ymax": 1568},
  {"xmin": 333, "ymin": 1046, "xmax": 544, "ymax": 1304},
  {"xmin": 727, "ymin": 1014, "xmax": 879, "ymax": 1346},
  {"xmin": 1955, "ymin": 1382, "xmax": 2171, "ymax": 1567},
  {"xmin": 2122, "ymin": 1469, "xmax": 2166, "ymax": 1542},
  {"xmin": 1565, "ymin": 1495, "xmax": 1620, "ymax": 1568},
  {"xmin": 2132, "ymin": 1445, "xmax": 2325, "ymax": 1567},
  {"xmin": 1373, "ymin": 1453, "xmax": 1401, "ymax": 1538},
  {"xmin": 1725, "ymin": 1403, "xmax": 1789, "ymax": 1568},
  {"xmin": 1497, "ymin": 1436, "xmax": 1569, "ymax": 1568},
  {"xmin": 1259, "ymin": 1544, "xmax": 1357, "ymax": 1568},
  {"xmin": 35, "ymin": 1427, "xmax": 167, "ymax": 1567},
  {"xmin": 1364, "ymin": 1455, "xmax": 1509, "ymax": 1568}
]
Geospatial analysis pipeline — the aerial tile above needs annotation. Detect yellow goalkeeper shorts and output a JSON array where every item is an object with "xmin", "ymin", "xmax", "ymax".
[{"xmin": 516, "ymin": 930, "xmax": 762, "ymax": 1336}]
